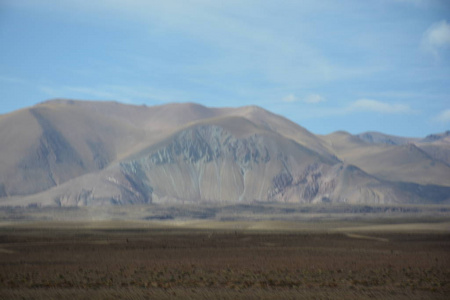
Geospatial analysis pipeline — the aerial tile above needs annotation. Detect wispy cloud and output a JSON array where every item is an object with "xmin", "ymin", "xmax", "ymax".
[
  {"xmin": 279, "ymin": 97, "xmax": 411, "ymax": 117},
  {"xmin": 38, "ymin": 84, "xmax": 189, "ymax": 104},
  {"xmin": 304, "ymin": 94, "xmax": 326, "ymax": 104},
  {"xmin": 11, "ymin": 0, "xmax": 388, "ymax": 90},
  {"xmin": 40, "ymin": 86, "xmax": 117, "ymax": 100},
  {"xmin": 435, "ymin": 109, "xmax": 450, "ymax": 123},
  {"xmin": 348, "ymin": 99, "xmax": 413, "ymax": 114},
  {"xmin": 422, "ymin": 20, "xmax": 450, "ymax": 57},
  {"xmin": 2, "ymin": 0, "xmax": 448, "ymax": 137},
  {"xmin": 0, "ymin": 75, "xmax": 27, "ymax": 84},
  {"xmin": 282, "ymin": 94, "xmax": 298, "ymax": 103},
  {"xmin": 282, "ymin": 93, "xmax": 325, "ymax": 104}
]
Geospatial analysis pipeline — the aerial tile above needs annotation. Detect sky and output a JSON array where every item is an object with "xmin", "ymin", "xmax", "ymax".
[{"xmin": 1, "ymin": 0, "xmax": 449, "ymax": 137}]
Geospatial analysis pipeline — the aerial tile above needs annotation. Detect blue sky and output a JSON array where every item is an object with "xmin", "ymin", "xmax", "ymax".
[{"xmin": 1, "ymin": 0, "xmax": 449, "ymax": 137}]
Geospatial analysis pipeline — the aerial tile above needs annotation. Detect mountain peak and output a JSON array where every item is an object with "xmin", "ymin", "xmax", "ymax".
[{"xmin": 1, "ymin": 100, "xmax": 449, "ymax": 206}]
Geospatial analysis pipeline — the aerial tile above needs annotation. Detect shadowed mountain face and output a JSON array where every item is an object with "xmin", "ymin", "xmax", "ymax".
[{"xmin": 1, "ymin": 100, "xmax": 449, "ymax": 206}]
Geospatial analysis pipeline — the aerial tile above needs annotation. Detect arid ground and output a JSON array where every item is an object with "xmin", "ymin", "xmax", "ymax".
[{"xmin": 0, "ymin": 213, "xmax": 449, "ymax": 299}]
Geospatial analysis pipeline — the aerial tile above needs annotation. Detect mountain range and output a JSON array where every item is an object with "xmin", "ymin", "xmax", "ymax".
[{"xmin": 1, "ymin": 99, "xmax": 449, "ymax": 207}]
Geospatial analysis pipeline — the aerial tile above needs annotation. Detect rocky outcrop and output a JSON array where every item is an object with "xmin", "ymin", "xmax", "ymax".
[
  {"xmin": 120, "ymin": 125, "xmax": 276, "ymax": 203},
  {"xmin": 145, "ymin": 126, "xmax": 270, "ymax": 167},
  {"xmin": 118, "ymin": 125, "xmax": 384, "ymax": 204}
]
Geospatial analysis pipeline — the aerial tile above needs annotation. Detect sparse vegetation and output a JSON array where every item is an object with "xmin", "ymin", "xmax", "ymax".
[{"xmin": 0, "ymin": 220, "xmax": 449, "ymax": 299}]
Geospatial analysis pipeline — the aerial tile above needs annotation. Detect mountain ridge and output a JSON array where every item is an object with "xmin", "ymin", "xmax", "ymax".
[{"xmin": 1, "ymin": 100, "xmax": 449, "ymax": 206}]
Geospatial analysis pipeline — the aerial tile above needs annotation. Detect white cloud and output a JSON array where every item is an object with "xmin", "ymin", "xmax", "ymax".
[
  {"xmin": 304, "ymin": 94, "xmax": 326, "ymax": 104},
  {"xmin": 422, "ymin": 20, "xmax": 450, "ymax": 57},
  {"xmin": 435, "ymin": 109, "xmax": 450, "ymax": 123},
  {"xmin": 282, "ymin": 93, "xmax": 325, "ymax": 104},
  {"xmin": 349, "ymin": 99, "xmax": 413, "ymax": 114},
  {"xmin": 282, "ymin": 94, "xmax": 298, "ymax": 103}
]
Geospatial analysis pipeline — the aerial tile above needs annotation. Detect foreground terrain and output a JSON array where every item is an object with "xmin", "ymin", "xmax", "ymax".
[{"xmin": 0, "ymin": 217, "xmax": 449, "ymax": 299}]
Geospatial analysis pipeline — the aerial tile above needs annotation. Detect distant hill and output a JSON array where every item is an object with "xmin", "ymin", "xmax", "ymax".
[
  {"xmin": 357, "ymin": 131, "xmax": 417, "ymax": 145},
  {"xmin": 355, "ymin": 131, "xmax": 450, "ymax": 167},
  {"xmin": 1, "ymin": 100, "xmax": 449, "ymax": 206}
]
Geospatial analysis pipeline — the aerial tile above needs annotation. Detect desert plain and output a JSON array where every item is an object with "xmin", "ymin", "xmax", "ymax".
[{"xmin": 0, "ymin": 204, "xmax": 449, "ymax": 299}]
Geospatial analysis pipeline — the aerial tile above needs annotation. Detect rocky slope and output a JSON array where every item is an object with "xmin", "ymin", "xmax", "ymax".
[{"xmin": 1, "ymin": 100, "xmax": 449, "ymax": 206}]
